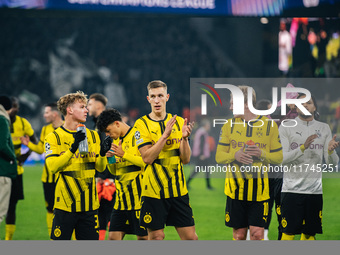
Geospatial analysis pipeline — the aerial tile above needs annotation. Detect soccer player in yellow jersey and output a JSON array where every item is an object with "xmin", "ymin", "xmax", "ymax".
[
  {"xmin": 134, "ymin": 80, "xmax": 198, "ymax": 240},
  {"xmin": 215, "ymin": 85, "xmax": 283, "ymax": 240},
  {"xmin": 97, "ymin": 108, "xmax": 148, "ymax": 240},
  {"xmin": 6, "ymin": 97, "xmax": 37, "ymax": 240},
  {"xmin": 20, "ymin": 102, "xmax": 63, "ymax": 237},
  {"xmin": 44, "ymin": 91, "xmax": 111, "ymax": 240}
]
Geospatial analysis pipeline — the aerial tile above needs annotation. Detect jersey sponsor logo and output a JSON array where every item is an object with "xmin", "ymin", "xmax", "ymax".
[
  {"xmin": 230, "ymin": 140, "xmax": 267, "ymax": 149},
  {"xmin": 135, "ymin": 131, "xmax": 141, "ymax": 140},
  {"xmin": 236, "ymin": 131, "xmax": 242, "ymax": 135},
  {"xmin": 290, "ymin": 142, "xmax": 324, "ymax": 150},
  {"xmin": 151, "ymin": 131, "xmax": 157, "ymax": 135},
  {"xmin": 166, "ymin": 138, "xmax": 181, "ymax": 145},
  {"xmin": 59, "ymin": 151, "xmax": 97, "ymax": 158},
  {"xmin": 296, "ymin": 131, "xmax": 302, "ymax": 136},
  {"xmin": 143, "ymin": 213, "xmax": 152, "ymax": 224}
]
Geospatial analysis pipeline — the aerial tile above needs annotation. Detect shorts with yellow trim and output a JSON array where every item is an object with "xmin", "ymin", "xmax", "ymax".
[
  {"xmin": 51, "ymin": 208, "xmax": 99, "ymax": 240},
  {"xmin": 109, "ymin": 209, "xmax": 147, "ymax": 236},
  {"xmin": 140, "ymin": 194, "xmax": 195, "ymax": 230},
  {"xmin": 281, "ymin": 192, "xmax": 322, "ymax": 236},
  {"xmin": 225, "ymin": 196, "xmax": 269, "ymax": 229}
]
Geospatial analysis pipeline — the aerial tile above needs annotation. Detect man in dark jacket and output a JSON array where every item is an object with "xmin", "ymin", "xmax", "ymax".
[{"xmin": 0, "ymin": 95, "xmax": 17, "ymax": 226}]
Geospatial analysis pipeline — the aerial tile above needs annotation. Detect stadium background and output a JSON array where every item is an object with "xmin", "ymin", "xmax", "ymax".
[{"xmin": 1, "ymin": 0, "xmax": 340, "ymax": 240}]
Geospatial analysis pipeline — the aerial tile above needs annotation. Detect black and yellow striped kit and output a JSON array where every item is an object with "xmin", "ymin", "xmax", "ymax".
[
  {"xmin": 108, "ymin": 127, "xmax": 145, "ymax": 211},
  {"xmin": 45, "ymin": 126, "xmax": 104, "ymax": 212},
  {"xmin": 134, "ymin": 114, "xmax": 188, "ymax": 199},
  {"xmin": 216, "ymin": 116, "xmax": 283, "ymax": 202}
]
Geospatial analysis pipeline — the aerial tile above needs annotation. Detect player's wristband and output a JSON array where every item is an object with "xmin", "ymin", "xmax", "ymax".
[
  {"xmin": 259, "ymin": 150, "xmax": 266, "ymax": 161},
  {"xmin": 300, "ymin": 144, "xmax": 306, "ymax": 153}
]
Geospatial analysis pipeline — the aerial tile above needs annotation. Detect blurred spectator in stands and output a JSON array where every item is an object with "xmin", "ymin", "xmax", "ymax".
[
  {"xmin": 279, "ymin": 19, "xmax": 292, "ymax": 76},
  {"xmin": 187, "ymin": 118, "xmax": 213, "ymax": 190}
]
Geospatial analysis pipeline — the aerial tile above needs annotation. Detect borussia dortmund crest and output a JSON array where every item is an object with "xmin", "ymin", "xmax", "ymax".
[
  {"xmin": 54, "ymin": 226, "xmax": 61, "ymax": 238},
  {"xmin": 256, "ymin": 128, "xmax": 263, "ymax": 138},
  {"xmin": 144, "ymin": 213, "xmax": 152, "ymax": 224}
]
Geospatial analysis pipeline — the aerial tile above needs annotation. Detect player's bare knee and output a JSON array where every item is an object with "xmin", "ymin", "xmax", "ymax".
[
  {"xmin": 251, "ymin": 230, "xmax": 264, "ymax": 240},
  {"xmin": 191, "ymin": 233, "xmax": 198, "ymax": 240},
  {"xmin": 137, "ymin": 235, "xmax": 148, "ymax": 240},
  {"xmin": 234, "ymin": 233, "xmax": 247, "ymax": 240},
  {"xmin": 148, "ymin": 230, "xmax": 165, "ymax": 240}
]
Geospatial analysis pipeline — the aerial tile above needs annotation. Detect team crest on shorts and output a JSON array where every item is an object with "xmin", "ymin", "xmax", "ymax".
[
  {"xmin": 281, "ymin": 218, "xmax": 287, "ymax": 228},
  {"xmin": 143, "ymin": 213, "xmax": 152, "ymax": 224},
  {"xmin": 54, "ymin": 226, "xmax": 61, "ymax": 238},
  {"xmin": 276, "ymin": 205, "xmax": 281, "ymax": 215},
  {"xmin": 225, "ymin": 212, "xmax": 230, "ymax": 222}
]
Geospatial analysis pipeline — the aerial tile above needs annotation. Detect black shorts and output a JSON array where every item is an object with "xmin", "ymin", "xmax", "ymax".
[
  {"xmin": 139, "ymin": 194, "xmax": 195, "ymax": 230},
  {"xmin": 51, "ymin": 209, "xmax": 99, "ymax": 240},
  {"xmin": 98, "ymin": 198, "xmax": 114, "ymax": 230},
  {"xmin": 281, "ymin": 193, "xmax": 323, "ymax": 236},
  {"xmin": 109, "ymin": 209, "xmax": 147, "ymax": 236},
  {"xmin": 43, "ymin": 182, "xmax": 56, "ymax": 212},
  {"xmin": 225, "ymin": 196, "xmax": 269, "ymax": 229},
  {"xmin": 9, "ymin": 174, "xmax": 24, "ymax": 202}
]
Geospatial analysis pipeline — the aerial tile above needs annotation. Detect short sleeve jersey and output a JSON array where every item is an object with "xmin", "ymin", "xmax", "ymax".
[
  {"xmin": 109, "ymin": 127, "xmax": 144, "ymax": 210},
  {"xmin": 38, "ymin": 123, "xmax": 59, "ymax": 183},
  {"xmin": 134, "ymin": 114, "xmax": 188, "ymax": 199},
  {"xmin": 10, "ymin": 115, "xmax": 35, "ymax": 175}
]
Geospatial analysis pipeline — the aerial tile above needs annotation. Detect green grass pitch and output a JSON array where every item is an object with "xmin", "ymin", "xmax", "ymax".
[{"xmin": 1, "ymin": 164, "xmax": 340, "ymax": 240}]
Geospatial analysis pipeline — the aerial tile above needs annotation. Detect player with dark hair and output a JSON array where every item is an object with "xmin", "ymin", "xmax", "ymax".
[
  {"xmin": 97, "ymin": 108, "xmax": 148, "ymax": 240},
  {"xmin": 134, "ymin": 80, "xmax": 198, "ymax": 240},
  {"xmin": 87, "ymin": 93, "xmax": 115, "ymax": 240},
  {"xmin": 279, "ymin": 94, "xmax": 339, "ymax": 240},
  {"xmin": 44, "ymin": 91, "xmax": 111, "ymax": 240},
  {"xmin": 215, "ymin": 85, "xmax": 283, "ymax": 240},
  {"xmin": 20, "ymin": 102, "xmax": 63, "ymax": 237},
  {"xmin": 6, "ymin": 97, "xmax": 37, "ymax": 240}
]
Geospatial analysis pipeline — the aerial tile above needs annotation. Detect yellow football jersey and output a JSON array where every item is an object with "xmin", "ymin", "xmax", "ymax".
[
  {"xmin": 134, "ymin": 114, "xmax": 188, "ymax": 199},
  {"xmin": 45, "ymin": 126, "xmax": 106, "ymax": 212},
  {"xmin": 10, "ymin": 115, "xmax": 34, "ymax": 175},
  {"xmin": 108, "ymin": 127, "xmax": 145, "ymax": 210},
  {"xmin": 27, "ymin": 123, "xmax": 60, "ymax": 183},
  {"xmin": 215, "ymin": 116, "xmax": 283, "ymax": 201}
]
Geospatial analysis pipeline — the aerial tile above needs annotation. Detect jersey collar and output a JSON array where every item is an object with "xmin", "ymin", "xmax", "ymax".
[
  {"xmin": 147, "ymin": 113, "xmax": 168, "ymax": 122},
  {"xmin": 60, "ymin": 126, "xmax": 77, "ymax": 134},
  {"xmin": 296, "ymin": 116, "xmax": 316, "ymax": 126},
  {"xmin": 120, "ymin": 127, "xmax": 132, "ymax": 140}
]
